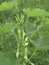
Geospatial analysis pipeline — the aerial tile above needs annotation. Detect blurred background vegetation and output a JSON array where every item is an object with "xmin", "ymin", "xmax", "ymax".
[{"xmin": 0, "ymin": 0, "xmax": 49, "ymax": 65}]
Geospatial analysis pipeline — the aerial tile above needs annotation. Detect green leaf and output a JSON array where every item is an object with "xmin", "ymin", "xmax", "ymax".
[
  {"xmin": 0, "ymin": 2, "xmax": 14, "ymax": 12},
  {"xmin": 0, "ymin": 23, "xmax": 13, "ymax": 34},
  {"xmin": 32, "ymin": 30, "xmax": 49, "ymax": 47},
  {"xmin": 44, "ymin": 18, "xmax": 49, "ymax": 25},
  {"xmin": 36, "ymin": 45, "xmax": 49, "ymax": 51},
  {"xmin": 25, "ymin": 22, "xmax": 49, "ymax": 47},
  {"xmin": 23, "ymin": 8, "xmax": 49, "ymax": 17},
  {"xmin": 24, "ymin": 22, "xmax": 36, "ymax": 38}
]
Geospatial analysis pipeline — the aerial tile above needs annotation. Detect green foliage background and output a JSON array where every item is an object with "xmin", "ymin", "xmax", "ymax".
[{"xmin": 0, "ymin": 0, "xmax": 49, "ymax": 65}]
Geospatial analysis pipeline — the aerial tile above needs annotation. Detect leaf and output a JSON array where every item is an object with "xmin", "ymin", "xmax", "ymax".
[
  {"xmin": 0, "ymin": 23, "xmax": 14, "ymax": 34},
  {"xmin": 24, "ymin": 22, "xmax": 36, "ymax": 38},
  {"xmin": 23, "ymin": 8, "xmax": 49, "ymax": 17},
  {"xmin": 32, "ymin": 30, "xmax": 49, "ymax": 47},
  {"xmin": 44, "ymin": 18, "xmax": 49, "ymax": 25},
  {"xmin": 25, "ymin": 22, "xmax": 49, "ymax": 47},
  {"xmin": 0, "ymin": 2, "xmax": 14, "ymax": 12},
  {"xmin": 36, "ymin": 45, "xmax": 49, "ymax": 51}
]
